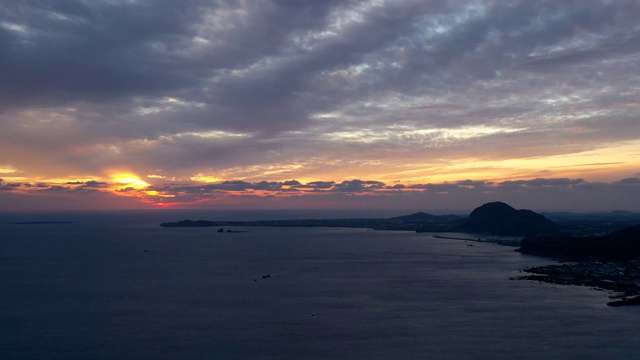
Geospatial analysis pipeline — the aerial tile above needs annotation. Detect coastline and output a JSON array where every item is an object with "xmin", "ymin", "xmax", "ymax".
[{"xmin": 514, "ymin": 259, "xmax": 640, "ymax": 306}]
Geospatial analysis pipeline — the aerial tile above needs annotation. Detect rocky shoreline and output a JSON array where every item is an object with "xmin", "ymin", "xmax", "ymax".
[
  {"xmin": 513, "ymin": 259, "xmax": 640, "ymax": 306},
  {"xmin": 513, "ymin": 224, "xmax": 640, "ymax": 306}
]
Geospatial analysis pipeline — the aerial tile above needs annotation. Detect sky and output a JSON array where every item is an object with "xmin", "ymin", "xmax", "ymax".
[{"xmin": 1, "ymin": 0, "xmax": 639, "ymax": 213}]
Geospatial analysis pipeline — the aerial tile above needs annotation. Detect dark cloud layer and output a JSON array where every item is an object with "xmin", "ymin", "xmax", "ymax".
[
  {"xmin": 1, "ymin": 175, "xmax": 640, "ymax": 211},
  {"xmin": 1, "ymin": 1, "xmax": 639, "ymax": 210}
]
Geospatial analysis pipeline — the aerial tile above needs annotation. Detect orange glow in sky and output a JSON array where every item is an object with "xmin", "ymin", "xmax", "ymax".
[{"xmin": 1, "ymin": 1, "xmax": 640, "ymax": 212}]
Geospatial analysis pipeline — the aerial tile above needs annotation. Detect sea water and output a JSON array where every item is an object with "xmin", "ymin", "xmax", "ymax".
[{"xmin": 1, "ymin": 210, "xmax": 639, "ymax": 359}]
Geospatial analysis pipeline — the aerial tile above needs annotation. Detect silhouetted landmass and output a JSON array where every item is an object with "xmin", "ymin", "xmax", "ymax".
[
  {"xmin": 456, "ymin": 202, "xmax": 560, "ymax": 237},
  {"xmin": 160, "ymin": 212, "xmax": 464, "ymax": 231},
  {"xmin": 161, "ymin": 202, "xmax": 561, "ymax": 235},
  {"xmin": 514, "ymin": 259, "xmax": 640, "ymax": 305},
  {"xmin": 516, "ymin": 224, "xmax": 640, "ymax": 305},
  {"xmin": 543, "ymin": 210, "xmax": 640, "ymax": 237},
  {"xmin": 396, "ymin": 212, "xmax": 466, "ymax": 232},
  {"xmin": 161, "ymin": 220, "xmax": 222, "ymax": 227},
  {"xmin": 519, "ymin": 224, "xmax": 640, "ymax": 261},
  {"xmin": 6, "ymin": 221, "xmax": 76, "ymax": 225},
  {"xmin": 608, "ymin": 296, "xmax": 640, "ymax": 307},
  {"xmin": 160, "ymin": 202, "xmax": 638, "ymax": 243}
]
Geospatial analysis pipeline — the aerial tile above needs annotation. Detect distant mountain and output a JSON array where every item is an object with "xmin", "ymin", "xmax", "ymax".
[
  {"xmin": 158, "ymin": 203, "xmax": 637, "ymax": 242},
  {"xmin": 541, "ymin": 210, "xmax": 640, "ymax": 237},
  {"xmin": 611, "ymin": 210, "xmax": 640, "ymax": 217},
  {"xmin": 390, "ymin": 212, "xmax": 464, "ymax": 232},
  {"xmin": 519, "ymin": 224, "xmax": 640, "ymax": 260},
  {"xmin": 390, "ymin": 212, "xmax": 435, "ymax": 222},
  {"xmin": 160, "ymin": 211, "xmax": 463, "ymax": 231},
  {"xmin": 457, "ymin": 201, "xmax": 560, "ymax": 237}
]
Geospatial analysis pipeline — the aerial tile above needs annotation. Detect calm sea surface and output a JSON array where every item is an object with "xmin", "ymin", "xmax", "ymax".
[{"xmin": 1, "ymin": 210, "xmax": 638, "ymax": 359}]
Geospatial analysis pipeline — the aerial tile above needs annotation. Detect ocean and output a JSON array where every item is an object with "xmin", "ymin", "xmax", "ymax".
[{"xmin": 1, "ymin": 210, "xmax": 638, "ymax": 359}]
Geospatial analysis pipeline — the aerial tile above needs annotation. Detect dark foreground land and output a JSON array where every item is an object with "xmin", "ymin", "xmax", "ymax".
[
  {"xmin": 514, "ymin": 260, "xmax": 640, "ymax": 306},
  {"xmin": 515, "ymin": 224, "xmax": 640, "ymax": 306},
  {"xmin": 518, "ymin": 225, "xmax": 640, "ymax": 261}
]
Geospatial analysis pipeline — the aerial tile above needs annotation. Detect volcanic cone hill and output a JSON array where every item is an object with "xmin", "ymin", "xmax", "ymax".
[{"xmin": 457, "ymin": 201, "xmax": 560, "ymax": 237}]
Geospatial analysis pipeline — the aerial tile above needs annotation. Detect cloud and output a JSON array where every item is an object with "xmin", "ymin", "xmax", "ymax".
[
  {"xmin": 283, "ymin": 180, "xmax": 302, "ymax": 186},
  {"xmin": 2, "ymin": 175, "xmax": 640, "ymax": 211},
  {"xmin": 615, "ymin": 177, "xmax": 640, "ymax": 185},
  {"xmin": 304, "ymin": 181, "xmax": 336, "ymax": 190},
  {"xmin": 0, "ymin": 179, "xmax": 21, "ymax": 191},
  {"xmin": 500, "ymin": 178, "xmax": 586, "ymax": 188},
  {"xmin": 141, "ymin": 176, "xmax": 640, "ymax": 211},
  {"xmin": 1, "ymin": 1, "xmax": 639, "ymax": 210},
  {"xmin": 331, "ymin": 179, "xmax": 386, "ymax": 193}
]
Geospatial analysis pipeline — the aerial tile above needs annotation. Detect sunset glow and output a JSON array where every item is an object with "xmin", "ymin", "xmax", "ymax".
[
  {"xmin": 1, "ymin": 1, "xmax": 639, "ymax": 212},
  {"xmin": 114, "ymin": 177, "xmax": 151, "ymax": 191}
]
